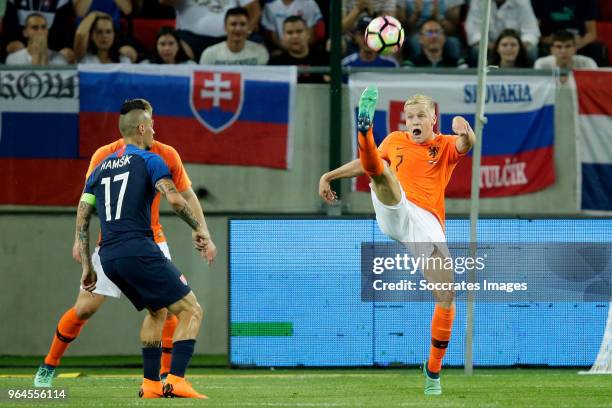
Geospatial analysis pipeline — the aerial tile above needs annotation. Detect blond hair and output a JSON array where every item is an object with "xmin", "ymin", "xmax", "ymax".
[{"xmin": 404, "ymin": 94, "xmax": 435, "ymax": 113}]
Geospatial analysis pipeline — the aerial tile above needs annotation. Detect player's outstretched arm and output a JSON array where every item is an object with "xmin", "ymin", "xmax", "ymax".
[
  {"xmin": 318, "ymin": 159, "xmax": 365, "ymax": 204},
  {"xmin": 76, "ymin": 195, "xmax": 97, "ymax": 292},
  {"xmin": 452, "ymin": 116, "xmax": 476, "ymax": 154},
  {"xmin": 156, "ymin": 178, "xmax": 212, "ymax": 263},
  {"xmin": 181, "ymin": 188, "xmax": 217, "ymax": 265}
]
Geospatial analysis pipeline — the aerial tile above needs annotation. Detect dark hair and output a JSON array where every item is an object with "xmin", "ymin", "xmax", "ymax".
[
  {"xmin": 490, "ymin": 28, "xmax": 529, "ymax": 68},
  {"xmin": 88, "ymin": 15, "xmax": 122, "ymax": 63},
  {"xmin": 225, "ymin": 7, "xmax": 249, "ymax": 23},
  {"xmin": 150, "ymin": 26, "xmax": 191, "ymax": 64},
  {"xmin": 283, "ymin": 15, "xmax": 307, "ymax": 30},
  {"xmin": 551, "ymin": 30, "xmax": 575, "ymax": 44},
  {"xmin": 355, "ymin": 16, "xmax": 372, "ymax": 33},
  {"xmin": 120, "ymin": 99, "xmax": 150, "ymax": 115},
  {"xmin": 418, "ymin": 18, "xmax": 445, "ymax": 35},
  {"xmin": 24, "ymin": 12, "xmax": 47, "ymax": 27}
]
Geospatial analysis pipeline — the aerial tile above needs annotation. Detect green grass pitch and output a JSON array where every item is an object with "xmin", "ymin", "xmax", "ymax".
[{"xmin": 0, "ymin": 357, "xmax": 611, "ymax": 407}]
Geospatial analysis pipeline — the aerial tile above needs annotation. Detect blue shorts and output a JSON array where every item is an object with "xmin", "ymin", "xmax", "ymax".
[{"xmin": 101, "ymin": 256, "xmax": 192, "ymax": 311}]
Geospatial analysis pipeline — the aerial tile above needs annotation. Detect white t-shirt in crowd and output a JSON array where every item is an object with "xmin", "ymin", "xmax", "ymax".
[
  {"xmin": 175, "ymin": 0, "xmax": 255, "ymax": 38},
  {"xmin": 534, "ymin": 54, "xmax": 598, "ymax": 70},
  {"xmin": 5, "ymin": 48, "xmax": 68, "ymax": 65},
  {"xmin": 262, "ymin": 0, "xmax": 323, "ymax": 38},
  {"xmin": 80, "ymin": 53, "xmax": 133, "ymax": 64},
  {"xmin": 466, "ymin": 0, "xmax": 540, "ymax": 47},
  {"xmin": 199, "ymin": 41, "xmax": 269, "ymax": 65}
]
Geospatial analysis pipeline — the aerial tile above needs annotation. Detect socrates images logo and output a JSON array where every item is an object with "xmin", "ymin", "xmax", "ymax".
[{"xmin": 190, "ymin": 70, "xmax": 244, "ymax": 133}]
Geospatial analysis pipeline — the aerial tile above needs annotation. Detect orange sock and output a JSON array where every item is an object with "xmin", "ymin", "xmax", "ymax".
[
  {"xmin": 427, "ymin": 304, "xmax": 456, "ymax": 374},
  {"xmin": 358, "ymin": 127, "xmax": 384, "ymax": 177},
  {"xmin": 160, "ymin": 314, "xmax": 178, "ymax": 375},
  {"xmin": 44, "ymin": 307, "xmax": 87, "ymax": 367}
]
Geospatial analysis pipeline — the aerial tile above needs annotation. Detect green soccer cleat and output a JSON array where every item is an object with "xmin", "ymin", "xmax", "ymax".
[
  {"xmin": 34, "ymin": 364, "xmax": 56, "ymax": 388},
  {"xmin": 357, "ymin": 86, "xmax": 378, "ymax": 133},
  {"xmin": 422, "ymin": 361, "xmax": 442, "ymax": 396}
]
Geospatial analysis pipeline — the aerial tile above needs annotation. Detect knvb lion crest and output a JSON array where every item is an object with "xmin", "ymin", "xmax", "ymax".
[
  {"xmin": 428, "ymin": 145, "xmax": 439, "ymax": 158},
  {"xmin": 190, "ymin": 71, "xmax": 244, "ymax": 133}
]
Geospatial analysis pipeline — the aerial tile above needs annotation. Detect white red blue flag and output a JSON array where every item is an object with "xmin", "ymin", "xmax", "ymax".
[
  {"xmin": 349, "ymin": 73, "xmax": 557, "ymax": 197},
  {"xmin": 0, "ymin": 65, "xmax": 296, "ymax": 205},
  {"xmin": 573, "ymin": 69, "xmax": 612, "ymax": 212},
  {"xmin": 0, "ymin": 69, "xmax": 85, "ymax": 205},
  {"xmin": 79, "ymin": 64, "xmax": 296, "ymax": 169}
]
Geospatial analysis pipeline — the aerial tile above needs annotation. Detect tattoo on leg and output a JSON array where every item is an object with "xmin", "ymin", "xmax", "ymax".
[{"xmin": 142, "ymin": 340, "xmax": 161, "ymax": 348}]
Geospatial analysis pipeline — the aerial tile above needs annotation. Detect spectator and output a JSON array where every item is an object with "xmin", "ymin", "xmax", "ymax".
[
  {"xmin": 262, "ymin": 0, "xmax": 325, "ymax": 50},
  {"xmin": 74, "ymin": 0, "xmax": 134, "ymax": 28},
  {"xmin": 401, "ymin": 0, "xmax": 465, "ymax": 60},
  {"xmin": 465, "ymin": 0, "xmax": 539, "ymax": 65},
  {"xmin": 5, "ymin": 13, "xmax": 68, "ymax": 65},
  {"xmin": 490, "ymin": 28, "xmax": 530, "ymax": 68},
  {"xmin": 142, "ymin": 26, "xmax": 195, "ymax": 64},
  {"xmin": 342, "ymin": 16, "xmax": 399, "ymax": 68},
  {"xmin": 2, "ymin": 0, "xmax": 76, "ymax": 61},
  {"xmin": 269, "ymin": 15, "xmax": 330, "ymax": 83},
  {"xmin": 159, "ymin": 0, "xmax": 260, "ymax": 62},
  {"xmin": 403, "ymin": 18, "xmax": 467, "ymax": 67},
  {"xmin": 342, "ymin": 0, "xmax": 398, "ymax": 33},
  {"xmin": 74, "ymin": 12, "xmax": 134, "ymax": 63},
  {"xmin": 199, "ymin": 7, "xmax": 268, "ymax": 65},
  {"xmin": 532, "ymin": 0, "xmax": 606, "ymax": 67},
  {"xmin": 534, "ymin": 30, "xmax": 598, "ymax": 70}
]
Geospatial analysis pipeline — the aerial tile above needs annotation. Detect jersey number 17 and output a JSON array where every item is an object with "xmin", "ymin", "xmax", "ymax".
[{"xmin": 101, "ymin": 172, "xmax": 130, "ymax": 221}]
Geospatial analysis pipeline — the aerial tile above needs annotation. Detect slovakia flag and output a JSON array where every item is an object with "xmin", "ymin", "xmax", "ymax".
[{"xmin": 79, "ymin": 64, "xmax": 296, "ymax": 169}]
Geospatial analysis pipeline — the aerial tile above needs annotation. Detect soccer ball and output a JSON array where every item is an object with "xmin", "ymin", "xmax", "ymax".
[{"xmin": 365, "ymin": 16, "xmax": 405, "ymax": 55}]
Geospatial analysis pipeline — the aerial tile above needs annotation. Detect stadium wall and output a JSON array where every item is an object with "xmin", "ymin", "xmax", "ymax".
[{"xmin": 0, "ymin": 83, "xmax": 581, "ymax": 356}]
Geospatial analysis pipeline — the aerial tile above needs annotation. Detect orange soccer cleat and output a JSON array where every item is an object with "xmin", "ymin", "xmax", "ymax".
[
  {"xmin": 162, "ymin": 374, "xmax": 208, "ymax": 399},
  {"xmin": 139, "ymin": 378, "xmax": 164, "ymax": 398}
]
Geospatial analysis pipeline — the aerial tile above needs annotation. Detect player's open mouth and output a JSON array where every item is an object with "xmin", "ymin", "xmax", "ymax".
[{"xmin": 413, "ymin": 129, "xmax": 422, "ymax": 136}]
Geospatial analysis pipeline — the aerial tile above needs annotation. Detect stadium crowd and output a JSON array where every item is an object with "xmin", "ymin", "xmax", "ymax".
[{"xmin": 1, "ymin": 0, "xmax": 610, "ymax": 80}]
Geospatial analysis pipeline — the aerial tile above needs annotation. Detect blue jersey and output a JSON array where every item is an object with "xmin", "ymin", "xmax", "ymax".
[{"xmin": 84, "ymin": 144, "xmax": 172, "ymax": 261}]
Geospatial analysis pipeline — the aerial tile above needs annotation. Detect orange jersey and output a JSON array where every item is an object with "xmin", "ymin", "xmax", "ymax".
[
  {"xmin": 86, "ymin": 139, "xmax": 192, "ymax": 243},
  {"xmin": 378, "ymin": 132, "xmax": 465, "ymax": 227}
]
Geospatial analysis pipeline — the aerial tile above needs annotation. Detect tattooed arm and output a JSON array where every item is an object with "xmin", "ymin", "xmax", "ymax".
[
  {"xmin": 156, "ymin": 178, "xmax": 201, "ymax": 230},
  {"xmin": 181, "ymin": 188, "xmax": 217, "ymax": 264},
  {"xmin": 76, "ymin": 198, "xmax": 97, "ymax": 291},
  {"xmin": 156, "ymin": 178, "xmax": 214, "ymax": 262}
]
